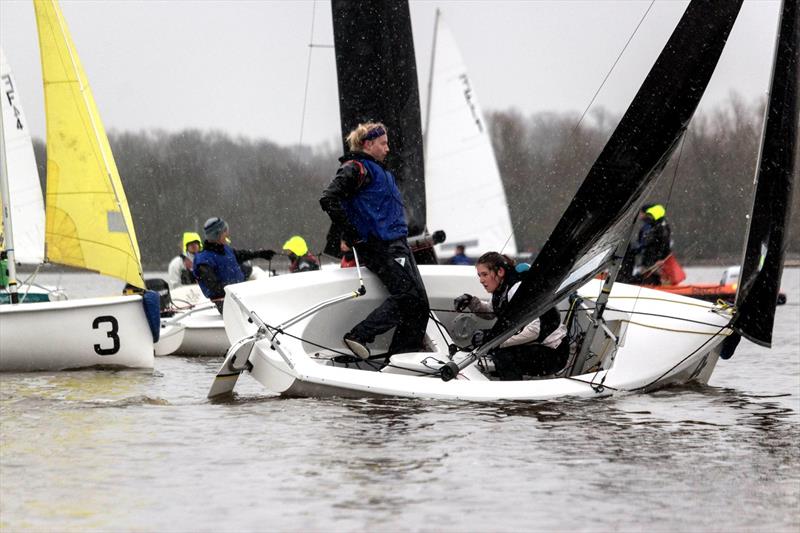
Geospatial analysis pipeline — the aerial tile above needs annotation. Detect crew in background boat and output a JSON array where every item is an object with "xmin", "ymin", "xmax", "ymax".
[
  {"xmin": 282, "ymin": 235, "xmax": 320, "ymax": 273},
  {"xmin": 454, "ymin": 252, "xmax": 569, "ymax": 380},
  {"xmin": 619, "ymin": 203, "xmax": 686, "ymax": 286},
  {"xmin": 448, "ymin": 244, "xmax": 473, "ymax": 265},
  {"xmin": 167, "ymin": 232, "xmax": 202, "ymax": 289},
  {"xmin": 193, "ymin": 217, "xmax": 275, "ymax": 312},
  {"xmin": 320, "ymin": 122, "xmax": 430, "ymax": 359}
]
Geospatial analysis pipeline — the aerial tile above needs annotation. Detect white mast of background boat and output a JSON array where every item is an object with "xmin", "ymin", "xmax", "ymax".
[{"xmin": 423, "ymin": 8, "xmax": 518, "ymax": 260}]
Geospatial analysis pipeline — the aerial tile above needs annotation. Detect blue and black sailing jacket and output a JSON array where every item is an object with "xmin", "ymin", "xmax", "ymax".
[
  {"xmin": 320, "ymin": 153, "xmax": 408, "ymax": 247},
  {"xmin": 193, "ymin": 243, "xmax": 245, "ymax": 299}
]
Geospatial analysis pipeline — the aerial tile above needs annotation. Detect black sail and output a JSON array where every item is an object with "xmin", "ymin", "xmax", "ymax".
[
  {"xmin": 483, "ymin": 1, "xmax": 743, "ymax": 349},
  {"xmin": 331, "ymin": 0, "xmax": 426, "ymax": 237},
  {"xmin": 732, "ymin": 0, "xmax": 798, "ymax": 347}
]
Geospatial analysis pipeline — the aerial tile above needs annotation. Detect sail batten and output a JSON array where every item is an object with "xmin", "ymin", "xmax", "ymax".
[
  {"xmin": 482, "ymin": 0, "xmax": 744, "ymax": 350},
  {"xmin": 732, "ymin": 0, "xmax": 798, "ymax": 347},
  {"xmin": 34, "ymin": 0, "xmax": 143, "ymax": 288}
]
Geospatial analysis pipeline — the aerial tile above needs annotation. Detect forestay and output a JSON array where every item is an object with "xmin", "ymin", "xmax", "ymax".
[
  {"xmin": 732, "ymin": 0, "xmax": 798, "ymax": 347},
  {"xmin": 424, "ymin": 11, "xmax": 517, "ymax": 259},
  {"xmin": 480, "ymin": 0, "xmax": 744, "ymax": 351},
  {"xmin": 35, "ymin": 0, "xmax": 144, "ymax": 288},
  {"xmin": 0, "ymin": 48, "xmax": 45, "ymax": 264}
]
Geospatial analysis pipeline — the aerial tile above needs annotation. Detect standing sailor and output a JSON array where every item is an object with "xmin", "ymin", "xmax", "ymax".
[{"xmin": 320, "ymin": 122, "xmax": 430, "ymax": 358}]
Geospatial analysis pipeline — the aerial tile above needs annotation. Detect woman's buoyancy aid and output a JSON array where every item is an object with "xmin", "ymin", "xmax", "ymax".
[
  {"xmin": 341, "ymin": 157, "xmax": 408, "ymax": 242},
  {"xmin": 492, "ymin": 269, "xmax": 561, "ymax": 344}
]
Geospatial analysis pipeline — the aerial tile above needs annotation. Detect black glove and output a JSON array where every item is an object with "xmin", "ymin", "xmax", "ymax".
[
  {"xmin": 259, "ymin": 249, "xmax": 275, "ymax": 261},
  {"xmin": 342, "ymin": 229, "xmax": 364, "ymax": 249},
  {"xmin": 453, "ymin": 293, "xmax": 474, "ymax": 312},
  {"xmin": 471, "ymin": 329, "xmax": 487, "ymax": 348}
]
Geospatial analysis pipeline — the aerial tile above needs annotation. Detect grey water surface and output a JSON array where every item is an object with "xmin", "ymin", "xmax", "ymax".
[{"xmin": 1, "ymin": 268, "xmax": 798, "ymax": 532}]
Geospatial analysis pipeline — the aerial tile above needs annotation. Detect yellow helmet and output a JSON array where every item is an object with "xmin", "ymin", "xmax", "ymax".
[
  {"xmin": 645, "ymin": 204, "xmax": 666, "ymax": 222},
  {"xmin": 283, "ymin": 235, "xmax": 308, "ymax": 257},
  {"xmin": 182, "ymin": 232, "xmax": 202, "ymax": 252}
]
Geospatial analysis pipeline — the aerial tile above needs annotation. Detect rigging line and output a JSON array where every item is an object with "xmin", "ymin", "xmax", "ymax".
[
  {"xmin": 563, "ymin": 375, "xmax": 619, "ymax": 392},
  {"xmin": 298, "ymin": 0, "xmax": 318, "ymax": 147},
  {"xmin": 619, "ymin": 319, "xmax": 731, "ymax": 336},
  {"xmin": 584, "ymin": 294, "xmax": 723, "ymax": 309},
  {"xmin": 261, "ymin": 322, "xmax": 439, "ymax": 376},
  {"xmin": 499, "ymin": 231, "xmax": 514, "ymax": 256},
  {"xmin": 591, "ymin": 306, "xmax": 732, "ymax": 330},
  {"xmin": 571, "ymin": 0, "xmax": 655, "ymax": 136}
]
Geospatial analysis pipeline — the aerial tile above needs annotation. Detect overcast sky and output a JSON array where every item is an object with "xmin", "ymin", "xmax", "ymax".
[{"xmin": 0, "ymin": 0, "xmax": 781, "ymax": 148}]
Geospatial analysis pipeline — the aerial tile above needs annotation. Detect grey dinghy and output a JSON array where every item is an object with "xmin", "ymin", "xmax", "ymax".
[{"xmin": 208, "ymin": 0, "xmax": 796, "ymax": 401}]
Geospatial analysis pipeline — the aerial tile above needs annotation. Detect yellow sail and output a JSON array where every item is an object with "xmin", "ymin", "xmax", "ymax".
[{"xmin": 34, "ymin": 0, "xmax": 144, "ymax": 288}]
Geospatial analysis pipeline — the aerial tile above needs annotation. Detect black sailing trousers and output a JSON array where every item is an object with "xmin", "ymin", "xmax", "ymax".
[
  {"xmin": 350, "ymin": 238, "xmax": 430, "ymax": 354},
  {"xmin": 491, "ymin": 339, "xmax": 570, "ymax": 381}
]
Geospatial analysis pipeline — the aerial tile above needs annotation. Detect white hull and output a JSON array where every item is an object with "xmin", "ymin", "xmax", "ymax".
[
  {"xmin": 165, "ymin": 310, "xmax": 228, "ymax": 356},
  {"xmin": 217, "ymin": 266, "xmax": 732, "ymax": 401},
  {"xmin": 0, "ymin": 295, "xmax": 154, "ymax": 372},
  {"xmin": 156, "ymin": 282, "xmax": 241, "ymax": 357}
]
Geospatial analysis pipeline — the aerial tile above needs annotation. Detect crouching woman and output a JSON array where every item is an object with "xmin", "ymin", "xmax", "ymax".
[{"xmin": 454, "ymin": 252, "xmax": 569, "ymax": 380}]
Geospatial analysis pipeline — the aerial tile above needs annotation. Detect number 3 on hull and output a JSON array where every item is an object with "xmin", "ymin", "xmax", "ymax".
[{"xmin": 0, "ymin": 0, "xmax": 155, "ymax": 372}]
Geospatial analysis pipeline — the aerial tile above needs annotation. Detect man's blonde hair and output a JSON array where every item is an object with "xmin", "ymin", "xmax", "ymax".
[{"xmin": 345, "ymin": 122, "xmax": 388, "ymax": 151}]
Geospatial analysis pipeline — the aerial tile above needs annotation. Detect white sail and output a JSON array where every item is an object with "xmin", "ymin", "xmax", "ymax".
[
  {"xmin": 424, "ymin": 12, "xmax": 517, "ymax": 260},
  {"xmin": 0, "ymin": 48, "xmax": 45, "ymax": 264}
]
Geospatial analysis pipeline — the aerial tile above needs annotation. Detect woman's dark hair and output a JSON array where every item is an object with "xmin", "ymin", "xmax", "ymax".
[{"xmin": 476, "ymin": 251, "xmax": 515, "ymax": 273}]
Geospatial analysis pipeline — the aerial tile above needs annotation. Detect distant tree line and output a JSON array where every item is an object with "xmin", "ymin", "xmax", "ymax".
[
  {"xmin": 31, "ymin": 93, "xmax": 798, "ymax": 270},
  {"xmin": 488, "ymin": 93, "xmax": 799, "ymax": 264}
]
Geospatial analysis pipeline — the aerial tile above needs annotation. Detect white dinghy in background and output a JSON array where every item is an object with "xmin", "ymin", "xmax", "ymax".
[
  {"xmin": 154, "ymin": 267, "xmax": 267, "ymax": 357},
  {"xmin": 0, "ymin": 0, "xmax": 155, "ymax": 372}
]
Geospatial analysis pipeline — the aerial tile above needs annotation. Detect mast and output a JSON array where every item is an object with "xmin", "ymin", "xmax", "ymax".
[
  {"xmin": 731, "ymin": 0, "xmax": 798, "ymax": 347},
  {"xmin": 0, "ymin": 101, "xmax": 20, "ymax": 303},
  {"xmin": 423, "ymin": 8, "xmax": 441, "ymax": 163}
]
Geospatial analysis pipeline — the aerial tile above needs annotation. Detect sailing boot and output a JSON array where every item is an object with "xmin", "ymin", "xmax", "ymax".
[{"xmin": 343, "ymin": 333, "xmax": 371, "ymax": 360}]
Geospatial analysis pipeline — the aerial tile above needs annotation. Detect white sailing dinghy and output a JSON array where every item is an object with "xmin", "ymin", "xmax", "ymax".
[
  {"xmin": 0, "ymin": 0, "xmax": 156, "ymax": 372},
  {"xmin": 423, "ymin": 9, "xmax": 518, "ymax": 260},
  {"xmin": 209, "ymin": 0, "xmax": 795, "ymax": 401},
  {"xmin": 154, "ymin": 267, "xmax": 267, "ymax": 357}
]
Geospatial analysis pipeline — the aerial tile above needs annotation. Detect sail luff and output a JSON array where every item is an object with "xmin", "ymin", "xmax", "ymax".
[
  {"xmin": 732, "ymin": 0, "xmax": 798, "ymax": 347},
  {"xmin": 34, "ymin": 0, "xmax": 144, "ymax": 288},
  {"xmin": 480, "ymin": 0, "xmax": 744, "ymax": 351},
  {"xmin": 331, "ymin": 0, "xmax": 426, "ymax": 237},
  {"xmin": 422, "ymin": 8, "xmax": 440, "ymax": 164}
]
